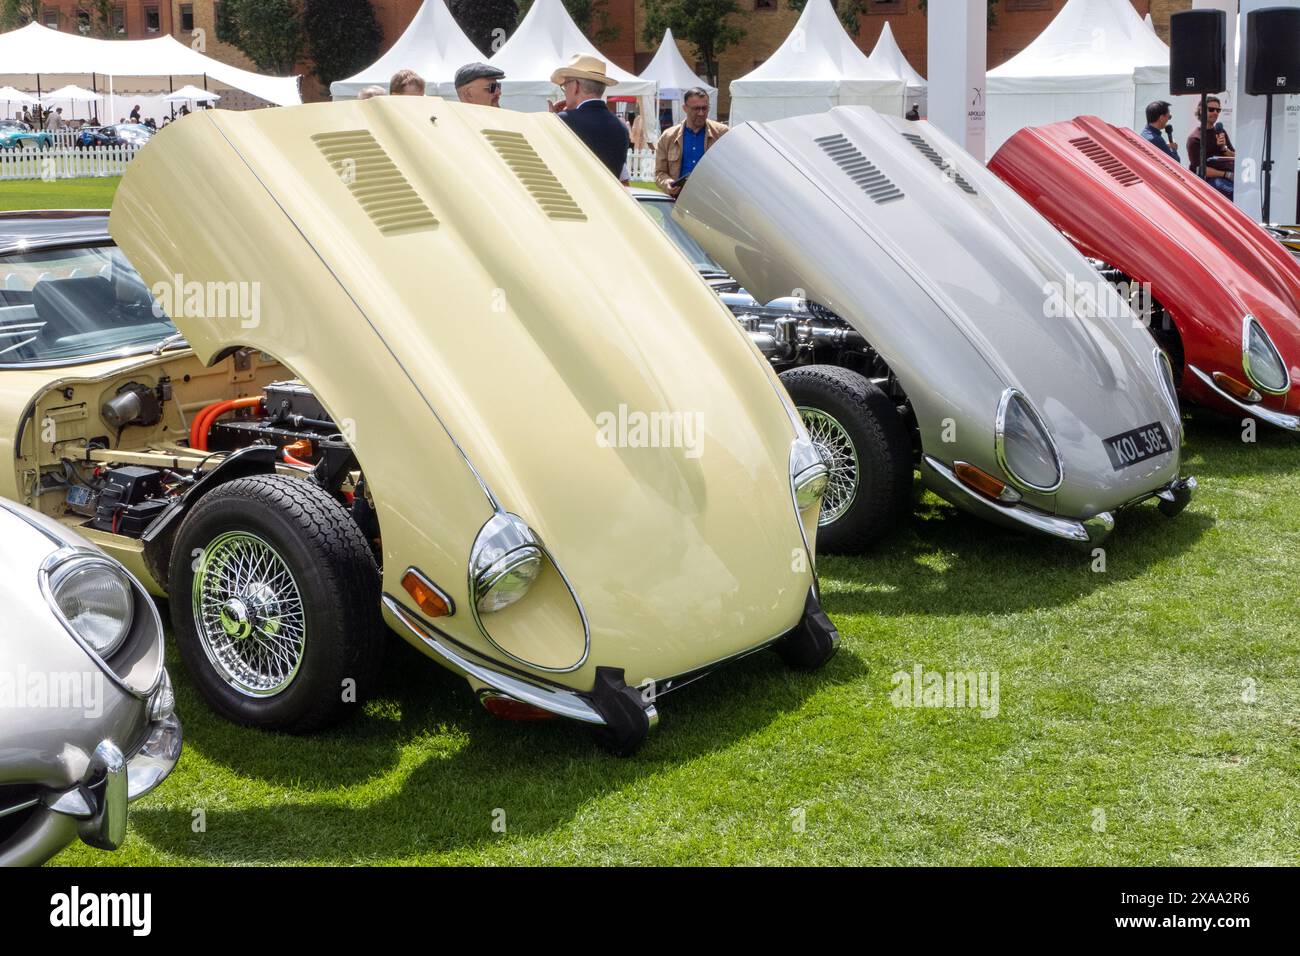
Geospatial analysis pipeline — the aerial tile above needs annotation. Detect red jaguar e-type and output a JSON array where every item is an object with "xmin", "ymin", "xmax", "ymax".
[{"xmin": 990, "ymin": 116, "xmax": 1300, "ymax": 432}]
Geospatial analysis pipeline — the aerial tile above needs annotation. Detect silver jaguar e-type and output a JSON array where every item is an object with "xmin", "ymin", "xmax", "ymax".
[
  {"xmin": 0, "ymin": 500, "xmax": 180, "ymax": 866},
  {"xmin": 673, "ymin": 106, "xmax": 1196, "ymax": 551}
]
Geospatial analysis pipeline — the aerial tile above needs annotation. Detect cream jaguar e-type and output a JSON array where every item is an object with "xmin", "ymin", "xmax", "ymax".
[{"xmin": 0, "ymin": 98, "xmax": 836, "ymax": 754}]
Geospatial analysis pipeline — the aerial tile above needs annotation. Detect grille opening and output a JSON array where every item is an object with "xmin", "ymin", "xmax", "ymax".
[
  {"xmin": 1069, "ymin": 136, "xmax": 1143, "ymax": 186},
  {"xmin": 312, "ymin": 130, "xmax": 439, "ymax": 236},
  {"xmin": 483, "ymin": 129, "xmax": 586, "ymax": 221},
  {"xmin": 814, "ymin": 133, "xmax": 904, "ymax": 204},
  {"xmin": 901, "ymin": 132, "xmax": 978, "ymax": 194}
]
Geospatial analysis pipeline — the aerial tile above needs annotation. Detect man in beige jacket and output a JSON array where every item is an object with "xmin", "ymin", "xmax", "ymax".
[{"xmin": 654, "ymin": 88, "xmax": 728, "ymax": 198}]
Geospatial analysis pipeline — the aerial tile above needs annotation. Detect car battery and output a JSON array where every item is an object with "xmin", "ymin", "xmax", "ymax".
[
  {"xmin": 90, "ymin": 466, "xmax": 164, "ymax": 534},
  {"xmin": 263, "ymin": 380, "xmax": 332, "ymax": 424},
  {"xmin": 114, "ymin": 498, "xmax": 171, "ymax": 537}
]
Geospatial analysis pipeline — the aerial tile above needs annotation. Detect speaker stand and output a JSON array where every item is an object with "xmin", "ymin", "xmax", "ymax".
[{"xmin": 1262, "ymin": 93, "xmax": 1275, "ymax": 224}]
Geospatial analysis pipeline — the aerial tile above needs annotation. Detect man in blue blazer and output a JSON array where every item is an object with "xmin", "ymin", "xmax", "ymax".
[{"xmin": 551, "ymin": 54, "xmax": 630, "ymax": 179}]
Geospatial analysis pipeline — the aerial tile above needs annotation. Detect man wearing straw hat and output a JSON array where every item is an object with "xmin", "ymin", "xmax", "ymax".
[{"xmin": 550, "ymin": 54, "xmax": 629, "ymax": 179}]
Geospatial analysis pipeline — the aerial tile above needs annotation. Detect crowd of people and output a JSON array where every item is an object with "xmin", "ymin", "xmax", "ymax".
[
  {"xmin": 358, "ymin": 53, "xmax": 731, "ymax": 189},
  {"xmin": 1142, "ymin": 97, "xmax": 1235, "ymax": 199},
  {"xmin": 11, "ymin": 99, "xmax": 195, "ymax": 134}
]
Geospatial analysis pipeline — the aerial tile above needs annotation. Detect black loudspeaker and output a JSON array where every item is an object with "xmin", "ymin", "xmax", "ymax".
[
  {"xmin": 1169, "ymin": 9, "xmax": 1227, "ymax": 95},
  {"xmin": 1245, "ymin": 7, "xmax": 1300, "ymax": 95}
]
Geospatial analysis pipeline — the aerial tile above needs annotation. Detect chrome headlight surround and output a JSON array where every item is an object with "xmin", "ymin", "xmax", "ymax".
[
  {"xmin": 43, "ymin": 551, "xmax": 135, "ymax": 659},
  {"xmin": 994, "ymin": 388, "xmax": 1063, "ymax": 494},
  {"xmin": 790, "ymin": 436, "xmax": 830, "ymax": 512},
  {"xmin": 1242, "ymin": 314, "xmax": 1290, "ymax": 396},
  {"xmin": 1154, "ymin": 346, "xmax": 1183, "ymax": 438},
  {"xmin": 469, "ymin": 513, "xmax": 544, "ymax": 615}
]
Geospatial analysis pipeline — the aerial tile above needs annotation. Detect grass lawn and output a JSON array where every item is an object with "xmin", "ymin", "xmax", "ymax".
[
  {"xmin": 51, "ymin": 411, "xmax": 1300, "ymax": 866},
  {"xmin": 0, "ymin": 177, "xmax": 120, "ymax": 212}
]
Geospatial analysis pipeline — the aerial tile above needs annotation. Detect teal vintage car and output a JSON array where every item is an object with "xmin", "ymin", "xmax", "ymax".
[{"xmin": 0, "ymin": 119, "xmax": 53, "ymax": 150}]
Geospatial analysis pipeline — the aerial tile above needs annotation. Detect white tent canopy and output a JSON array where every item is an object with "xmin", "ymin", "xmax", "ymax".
[
  {"xmin": 987, "ymin": 0, "xmax": 1169, "ymax": 153},
  {"xmin": 0, "ymin": 21, "xmax": 300, "ymax": 110},
  {"xmin": 640, "ymin": 28, "xmax": 717, "ymax": 122},
  {"xmin": 165, "ymin": 84, "xmax": 219, "ymax": 103},
  {"xmin": 0, "ymin": 85, "xmax": 40, "ymax": 105},
  {"xmin": 490, "ymin": 0, "xmax": 656, "ymax": 112},
  {"xmin": 330, "ymin": 0, "xmax": 480, "ymax": 100},
  {"xmin": 868, "ymin": 21, "xmax": 926, "ymax": 113},
  {"xmin": 47, "ymin": 84, "xmax": 102, "ymax": 102},
  {"xmin": 728, "ymin": 0, "xmax": 905, "ymax": 124}
]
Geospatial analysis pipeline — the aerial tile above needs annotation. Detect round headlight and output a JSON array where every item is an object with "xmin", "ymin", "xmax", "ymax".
[
  {"xmin": 50, "ymin": 557, "xmax": 135, "ymax": 658},
  {"xmin": 471, "ymin": 513, "xmax": 545, "ymax": 615},
  {"xmin": 996, "ymin": 389, "xmax": 1062, "ymax": 493},
  {"xmin": 790, "ymin": 436, "xmax": 829, "ymax": 511},
  {"xmin": 1243, "ymin": 316, "xmax": 1290, "ymax": 395}
]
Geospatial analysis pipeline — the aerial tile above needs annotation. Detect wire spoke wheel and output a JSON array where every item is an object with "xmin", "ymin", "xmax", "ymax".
[
  {"xmin": 799, "ymin": 406, "xmax": 859, "ymax": 525},
  {"xmin": 193, "ymin": 531, "xmax": 306, "ymax": 698}
]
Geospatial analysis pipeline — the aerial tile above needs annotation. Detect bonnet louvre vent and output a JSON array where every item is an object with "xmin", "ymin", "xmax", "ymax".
[
  {"xmin": 814, "ymin": 133, "xmax": 904, "ymax": 205},
  {"xmin": 483, "ymin": 129, "xmax": 586, "ymax": 221},
  {"xmin": 312, "ymin": 130, "xmax": 438, "ymax": 236},
  {"xmin": 901, "ymin": 132, "xmax": 978, "ymax": 194},
  {"xmin": 1068, "ymin": 136, "xmax": 1143, "ymax": 186}
]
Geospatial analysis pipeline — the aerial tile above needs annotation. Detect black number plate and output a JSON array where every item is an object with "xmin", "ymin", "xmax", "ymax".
[{"xmin": 1103, "ymin": 422, "xmax": 1173, "ymax": 471}]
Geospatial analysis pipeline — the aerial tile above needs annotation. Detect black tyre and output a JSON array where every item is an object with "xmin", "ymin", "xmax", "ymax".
[
  {"xmin": 169, "ymin": 474, "xmax": 385, "ymax": 733},
  {"xmin": 780, "ymin": 364, "xmax": 913, "ymax": 553}
]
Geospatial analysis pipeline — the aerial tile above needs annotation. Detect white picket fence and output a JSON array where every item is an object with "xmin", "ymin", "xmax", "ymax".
[
  {"xmin": 0, "ymin": 143, "xmax": 140, "ymax": 181},
  {"xmin": 626, "ymin": 148, "xmax": 656, "ymax": 183}
]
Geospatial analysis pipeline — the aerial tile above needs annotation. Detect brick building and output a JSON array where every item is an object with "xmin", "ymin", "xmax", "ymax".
[{"xmin": 28, "ymin": 1, "xmax": 1197, "ymax": 113}]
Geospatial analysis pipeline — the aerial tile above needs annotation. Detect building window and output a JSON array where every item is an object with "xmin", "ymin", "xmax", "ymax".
[
  {"xmin": 145, "ymin": 5, "xmax": 160, "ymax": 33},
  {"xmin": 75, "ymin": 8, "xmax": 91, "ymax": 34},
  {"xmin": 181, "ymin": 3, "xmax": 194, "ymax": 32},
  {"xmin": 112, "ymin": 5, "xmax": 125, "ymax": 34},
  {"xmin": 1006, "ymin": 0, "xmax": 1053, "ymax": 9},
  {"xmin": 42, "ymin": 7, "xmax": 58, "ymax": 29},
  {"xmin": 867, "ymin": 0, "xmax": 906, "ymax": 12}
]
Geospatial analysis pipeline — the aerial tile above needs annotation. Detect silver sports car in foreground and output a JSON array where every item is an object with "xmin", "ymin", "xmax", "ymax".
[
  {"xmin": 672, "ymin": 106, "xmax": 1196, "ymax": 551},
  {"xmin": 0, "ymin": 500, "xmax": 180, "ymax": 866}
]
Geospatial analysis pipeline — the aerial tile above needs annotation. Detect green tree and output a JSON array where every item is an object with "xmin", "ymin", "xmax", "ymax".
[
  {"xmin": 215, "ymin": 0, "xmax": 304, "ymax": 75},
  {"xmin": 302, "ymin": 0, "xmax": 382, "ymax": 87},
  {"xmin": 518, "ymin": 1, "xmax": 619, "ymax": 46},
  {"xmin": 0, "ymin": 0, "xmax": 40, "ymax": 30},
  {"xmin": 642, "ymin": 0, "xmax": 744, "ymax": 88},
  {"xmin": 448, "ymin": 0, "xmax": 519, "ymax": 55}
]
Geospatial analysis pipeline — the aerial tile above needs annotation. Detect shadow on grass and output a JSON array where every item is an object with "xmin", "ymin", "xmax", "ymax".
[
  {"xmin": 134, "ymin": 630, "xmax": 866, "ymax": 863},
  {"xmin": 1179, "ymin": 408, "xmax": 1300, "ymax": 480},
  {"xmin": 819, "ymin": 484, "xmax": 1214, "ymax": 618}
]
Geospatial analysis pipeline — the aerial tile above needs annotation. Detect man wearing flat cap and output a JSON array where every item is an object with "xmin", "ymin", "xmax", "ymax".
[
  {"xmin": 456, "ymin": 62, "xmax": 505, "ymax": 108},
  {"xmin": 550, "ymin": 54, "xmax": 629, "ymax": 178}
]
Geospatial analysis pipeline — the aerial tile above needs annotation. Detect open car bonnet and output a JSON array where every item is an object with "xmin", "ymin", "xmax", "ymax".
[
  {"xmin": 674, "ymin": 106, "xmax": 1180, "ymax": 508},
  {"xmin": 108, "ymin": 99, "xmax": 814, "ymax": 684},
  {"xmin": 989, "ymin": 116, "xmax": 1300, "ymax": 417}
]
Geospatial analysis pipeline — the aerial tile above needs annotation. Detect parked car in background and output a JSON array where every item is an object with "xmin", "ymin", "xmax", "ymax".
[
  {"xmin": 673, "ymin": 107, "xmax": 1195, "ymax": 552},
  {"xmin": 0, "ymin": 119, "xmax": 52, "ymax": 151},
  {"xmin": 0, "ymin": 499, "xmax": 181, "ymax": 866},
  {"xmin": 0, "ymin": 96, "xmax": 838, "ymax": 757},
  {"xmin": 990, "ymin": 116, "xmax": 1300, "ymax": 433},
  {"xmin": 1266, "ymin": 223, "xmax": 1300, "ymax": 258},
  {"xmin": 76, "ymin": 123, "xmax": 153, "ymax": 149}
]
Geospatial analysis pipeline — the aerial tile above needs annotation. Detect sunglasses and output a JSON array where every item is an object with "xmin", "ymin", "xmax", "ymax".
[
  {"xmin": 1207, "ymin": 107, "xmax": 1222, "ymax": 113},
  {"xmin": 486, "ymin": 81, "xmax": 501, "ymax": 94}
]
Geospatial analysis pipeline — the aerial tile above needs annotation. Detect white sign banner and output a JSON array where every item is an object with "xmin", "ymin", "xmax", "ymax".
[{"xmin": 928, "ymin": 0, "xmax": 986, "ymax": 161}]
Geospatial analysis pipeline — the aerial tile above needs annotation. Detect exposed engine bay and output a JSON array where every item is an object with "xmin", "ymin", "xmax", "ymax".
[{"xmin": 16, "ymin": 349, "xmax": 377, "ymax": 582}]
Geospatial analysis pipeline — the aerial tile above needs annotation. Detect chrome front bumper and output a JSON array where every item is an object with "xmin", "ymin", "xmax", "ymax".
[
  {"xmin": 1187, "ymin": 365, "xmax": 1300, "ymax": 431},
  {"xmin": 923, "ymin": 456, "xmax": 1196, "ymax": 545},
  {"xmin": 1, "ymin": 709, "xmax": 182, "ymax": 866}
]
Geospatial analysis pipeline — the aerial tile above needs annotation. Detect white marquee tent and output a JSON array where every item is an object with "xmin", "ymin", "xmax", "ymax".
[
  {"xmin": 868, "ymin": 21, "xmax": 926, "ymax": 115},
  {"xmin": 640, "ymin": 28, "xmax": 717, "ymax": 122},
  {"xmin": 490, "ymin": 0, "xmax": 656, "ymax": 113},
  {"xmin": 987, "ymin": 0, "xmax": 1169, "ymax": 153},
  {"xmin": 728, "ymin": 0, "xmax": 905, "ymax": 124},
  {"xmin": 330, "ymin": 0, "xmax": 480, "ymax": 100},
  {"xmin": 0, "ymin": 20, "xmax": 300, "ymax": 117}
]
